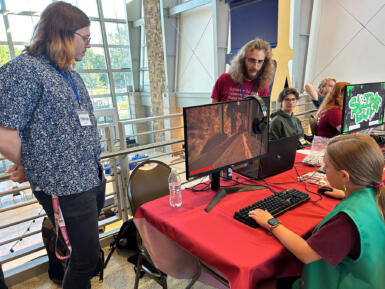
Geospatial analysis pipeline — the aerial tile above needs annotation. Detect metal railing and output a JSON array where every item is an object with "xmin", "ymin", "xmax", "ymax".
[
  {"xmin": 0, "ymin": 102, "xmax": 317, "ymax": 279},
  {"xmin": 0, "ymin": 113, "xmax": 184, "ymax": 275}
]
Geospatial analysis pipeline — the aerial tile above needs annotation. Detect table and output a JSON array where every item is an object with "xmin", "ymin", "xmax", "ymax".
[{"xmin": 134, "ymin": 153, "xmax": 339, "ymax": 289}]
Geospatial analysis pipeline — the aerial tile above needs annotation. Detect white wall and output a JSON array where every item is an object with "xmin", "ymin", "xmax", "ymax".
[
  {"xmin": 176, "ymin": 4, "xmax": 215, "ymax": 93},
  {"xmin": 305, "ymin": 0, "xmax": 385, "ymax": 87}
]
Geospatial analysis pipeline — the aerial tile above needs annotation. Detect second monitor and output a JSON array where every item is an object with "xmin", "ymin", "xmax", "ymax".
[{"xmin": 341, "ymin": 82, "xmax": 385, "ymax": 134}]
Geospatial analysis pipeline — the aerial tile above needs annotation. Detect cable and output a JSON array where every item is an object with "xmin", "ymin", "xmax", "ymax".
[
  {"xmin": 220, "ymin": 175, "xmax": 260, "ymax": 186},
  {"xmin": 228, "ymin": 175, "xmax": 278, "ymax": 194},
  {"xmin": 254, "ymin": 164, "xmax": 323, "ymax": 203},
  {"xmin": 9, "ymin": 207, "xmax": 45, "ymax": 253},
  {"xmin": 259, "ymin": 178, "xmax": 278, "ymax": 194},
  {"xmin": 184, "ymin": 177, "xmax": 211, "ymax": 192},
  {"xmin": 292, "ymin": 165, "xmax": 322, "ymax": 203}
]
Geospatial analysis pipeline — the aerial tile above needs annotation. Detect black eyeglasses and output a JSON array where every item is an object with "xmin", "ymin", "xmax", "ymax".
[
  {"xmin": 283, "ymin": 98, "xmax": 297, "ymax": 102},
  {"xmin": 246, "ymin": 58, "xmax": 264, "ymax": 64},
  {"xmin": 74, "ymin": 32, "xmax": 91, "ymax": 44}
]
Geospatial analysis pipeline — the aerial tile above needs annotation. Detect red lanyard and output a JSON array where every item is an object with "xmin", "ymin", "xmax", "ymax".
[{"xmin": 51, "ymin": 195, "xmax": 72, "ymax": 260}]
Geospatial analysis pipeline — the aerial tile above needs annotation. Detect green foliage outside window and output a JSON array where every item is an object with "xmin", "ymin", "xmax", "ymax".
[
  {"xmin": 0, "ymin": 46, "xmax": 11, "ymax": 67},
  {"xmin": 77, "ymin": 49, "xmax": 109, "ymax": 94},
  {"xmin": 0, "ymin": 46, "xmax": 22, "ymax": 67}
]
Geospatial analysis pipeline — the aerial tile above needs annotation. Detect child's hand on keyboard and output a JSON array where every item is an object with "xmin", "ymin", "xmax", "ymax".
[{"xmin": 249, "ymin": 209, "xmax": 273, "ymax": 230}]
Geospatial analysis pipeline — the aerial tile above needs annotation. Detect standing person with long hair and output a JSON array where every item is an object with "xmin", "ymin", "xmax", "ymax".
[
  {"xmin": 0, "ymin": 2, "xmax": 105, "ymax": 288},
  {"xmin": 250, "ymin": 134, "xmax": 385, "ymax": 289},
  {"xmin": 211, "ymin": 38, "xmax": 274, "ymax": 102},
  {"xmin": 315, "ymin": 81, "xmax": 350, "ymax": 138}
]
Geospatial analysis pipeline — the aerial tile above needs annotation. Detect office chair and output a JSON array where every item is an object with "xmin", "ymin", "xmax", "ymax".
[{"xmin": 128, "ymin": 159, "xmax": 171, "ymax": 289}]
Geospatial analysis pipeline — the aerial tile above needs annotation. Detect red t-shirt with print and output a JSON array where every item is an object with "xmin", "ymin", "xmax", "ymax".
[{"xmin": 211, "ymin": 73, "xmax": 269, "ymax": 102}]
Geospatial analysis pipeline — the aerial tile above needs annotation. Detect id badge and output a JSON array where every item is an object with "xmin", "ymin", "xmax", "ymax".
[
  {"xmin": 76, "ymin": 109, "xmax": 92, "ymax": 126},
  {"xmin": 299, "ymin": 137, "xmax": 307, "ymax": 145}
]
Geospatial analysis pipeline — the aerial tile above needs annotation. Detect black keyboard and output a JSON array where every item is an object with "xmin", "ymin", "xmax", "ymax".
[{"xmin": 233, "ymin": 189, "xmax": 310, "ymax": 228}]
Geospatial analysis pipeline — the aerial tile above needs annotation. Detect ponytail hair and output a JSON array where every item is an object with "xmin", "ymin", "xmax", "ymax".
[
  {"xmin": 376, "ymin": 185, "xmax": 385, "ymax": 220},
  {"xmin": 326, "ymin": 134, "xmax": 385, "ymax": 220}
]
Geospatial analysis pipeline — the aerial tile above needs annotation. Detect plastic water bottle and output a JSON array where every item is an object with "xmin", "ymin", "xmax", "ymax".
[{"xmin": 168, "ymin": 168, "xmax": 182, "ymax": 207}]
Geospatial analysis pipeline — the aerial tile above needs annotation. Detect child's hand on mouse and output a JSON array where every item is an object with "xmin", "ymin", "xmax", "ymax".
[{"xmin": 324, "ymin": 187, "xmax": 345, "ymax": 199}]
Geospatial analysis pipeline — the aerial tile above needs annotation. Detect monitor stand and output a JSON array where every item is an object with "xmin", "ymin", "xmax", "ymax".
[
  {"xmin": 210, "ymin": 171, "xmax": 221, "ymax": 191},
  {"xmin": 205, "ymin": 172, "xmax": 264, "ymax": 212}
]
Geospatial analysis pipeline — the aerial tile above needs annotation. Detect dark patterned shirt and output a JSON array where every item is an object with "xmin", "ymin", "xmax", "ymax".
[{"xmin": 0, "ymin": 53, "xmax": 103, "ymax": 196}]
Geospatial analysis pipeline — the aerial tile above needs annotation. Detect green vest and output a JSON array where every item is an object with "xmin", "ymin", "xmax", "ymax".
[{"xmin": 293, "ymin": 188, "xmax": 385, "ymax": 289}]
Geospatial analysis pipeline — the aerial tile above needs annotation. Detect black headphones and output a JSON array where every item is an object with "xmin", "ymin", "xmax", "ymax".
[{"xmin": 246, "ymin": 95, "xmax": 268, "ymax": 134}]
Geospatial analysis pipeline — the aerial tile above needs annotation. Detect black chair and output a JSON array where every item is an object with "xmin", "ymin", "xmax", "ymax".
[{"xmin": 128, "ymin": 160, "xmax": 171, "ymax": 289}]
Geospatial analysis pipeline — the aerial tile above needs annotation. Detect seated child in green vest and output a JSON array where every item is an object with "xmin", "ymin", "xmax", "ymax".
[
  {"xmin": 249, "ymin": 134, "xmax": 385, "ymax": 289},
  {"xmin": 269, "ymin": 88, "xmax": 307, "ymax": 148}
]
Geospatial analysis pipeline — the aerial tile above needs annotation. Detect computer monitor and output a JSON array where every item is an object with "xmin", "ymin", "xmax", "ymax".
[
  {"xmin": 341, "ymin": 82, "xmax": 385, "ymax": 134},
  {"xmin": 183, "ymin": 96, "xmax": 270, "ymax": 192}
]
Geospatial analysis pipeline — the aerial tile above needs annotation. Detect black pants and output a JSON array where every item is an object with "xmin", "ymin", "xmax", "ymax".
[
  {"xmin": 0, "ymin": 264, "xmax": 7, "ymax": 289},
  {"xmin": 34, "ymin": 182, "xmax": 105, "ymax": 289}
]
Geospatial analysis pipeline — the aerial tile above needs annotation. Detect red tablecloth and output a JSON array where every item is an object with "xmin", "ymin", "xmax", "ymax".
[{"xmin": 134, "ymin": 154, "xmax": 339, "ymax": 289}]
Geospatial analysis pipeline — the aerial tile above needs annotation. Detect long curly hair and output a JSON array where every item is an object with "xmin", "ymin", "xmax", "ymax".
[
  {"xmin": 25, "ymin": 1, "xmax": 90, "ymax": 71},
  {"xmin": 228, "ymin": 38, "xmax": 274, "ymax": 90},
  {"xmin": 316, "ymin": 82, "xmax": 350, "ymax": 118}
]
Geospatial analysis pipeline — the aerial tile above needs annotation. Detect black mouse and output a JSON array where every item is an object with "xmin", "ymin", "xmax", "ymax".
[{"xmin": 318, "ymin": 186, "xmax": 333, "ymax": 195}]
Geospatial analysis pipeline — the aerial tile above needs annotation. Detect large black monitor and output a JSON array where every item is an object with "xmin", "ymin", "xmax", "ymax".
[
  {"xmin": 183, "ymin": 96, "xmax": 270, "ymax": 192},
  {"xmin": 341, "ymin": 82, "xmax": 385, "ymax": 134}
]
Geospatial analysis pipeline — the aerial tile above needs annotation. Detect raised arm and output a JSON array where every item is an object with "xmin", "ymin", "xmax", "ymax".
[
  {"xmin": 249, "ymin": 209, "xmax": 322, "ymax": 264},
  {"xmin": 305, "ymin": 83, "xmax": 319, "ymax": 101}
]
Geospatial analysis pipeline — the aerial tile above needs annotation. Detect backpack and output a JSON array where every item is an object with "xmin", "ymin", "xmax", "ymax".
[
  {"xmin": 104, "ymin": 219, "xmax": 162, "ymax": 279},
  {"xmin": 41, "ymin": 217, "xmax": 105, "ymax": 283},
  {"xmin": 41, "ymin": 217, "xmax": 67, "ymax": 283},
  {"xmin": 105, "ymin": 219, "xmax": 139, "ymax": 267}
]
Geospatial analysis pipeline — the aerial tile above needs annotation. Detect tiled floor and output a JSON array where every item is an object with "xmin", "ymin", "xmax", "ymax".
[
  {"xmin": 9, "ymin": 248, "xmax": 217, "ymax": 289},
  {"xmin": 2, "ymin": 153, "xmax": 217, "ymax": 288}
]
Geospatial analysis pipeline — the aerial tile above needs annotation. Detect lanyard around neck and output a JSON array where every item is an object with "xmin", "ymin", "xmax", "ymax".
[
  {"xmin": 240, "ymin": 83, "xmax": 254, "ymax": 99},
  {"xmin": 284, "ymin": 116, "xmax": 299, "ymax": 134},
  {"xmin": 53, "ymin": 64, "xmax": 81, "ymax": 103}
]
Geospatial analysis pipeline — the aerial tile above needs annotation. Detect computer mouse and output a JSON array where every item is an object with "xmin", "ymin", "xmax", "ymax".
[{"xmin": 318, "ymin": 186, "xmax": 333, "ymax": 195}]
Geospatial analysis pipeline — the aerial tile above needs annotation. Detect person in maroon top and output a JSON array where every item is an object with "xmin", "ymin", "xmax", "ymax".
[
  {"xmin": 211, "ymin": 38, "xmax": 274, "ymax": 102},
  {"xmin": 251, "ymin": 134, "xmax": 385, "ymax": 289},
  {"xmin": 315, "ymin": 82, "xmax": 350, "ymax": 138}
]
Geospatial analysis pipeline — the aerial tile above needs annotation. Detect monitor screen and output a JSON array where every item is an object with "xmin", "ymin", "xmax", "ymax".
[
  {"xmin": 183, "ymin": 97, "xmax": 269, "ymax": 181},
  {"xmin": 342, "ymin": 82, "xmax": 385, "ymax": 134}
]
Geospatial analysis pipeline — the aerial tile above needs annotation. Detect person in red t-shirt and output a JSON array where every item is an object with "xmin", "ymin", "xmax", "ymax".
[
  {"xmin": 315, "ymin": 82, "xmax": 351, "ymax": 138},
  {"xmin": 211, "ymin": 38, "xmax": 274, "ymax": 102}
]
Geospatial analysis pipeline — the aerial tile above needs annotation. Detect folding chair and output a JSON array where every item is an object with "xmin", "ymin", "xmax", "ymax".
[{"xmin": 128, "ymin": 160, "xmax": 171, "ymax": 289}]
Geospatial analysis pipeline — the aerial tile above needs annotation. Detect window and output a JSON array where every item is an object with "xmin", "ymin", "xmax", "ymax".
[
  {"xmin": 0, "ymin": 0, "xmax": 134, "ymax": 120},
  {"xmin": 140, "ymin": 24, "xmax": 149, "ymax": 91}
]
